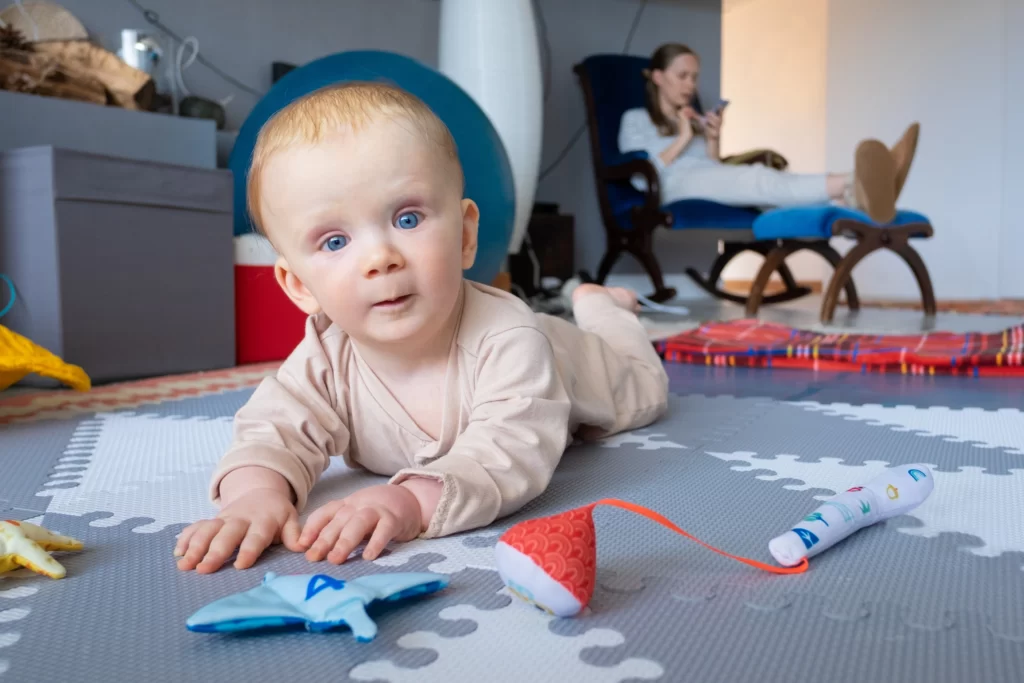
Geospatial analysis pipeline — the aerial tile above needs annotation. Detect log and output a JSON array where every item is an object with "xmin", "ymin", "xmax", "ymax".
[
  {"xmin": 33, "ymin": 40, "xmax": 155, "ymax": 110},
  {"xmin": 0, "ymin": 48, "xmax": 107, "ymax": 105}
]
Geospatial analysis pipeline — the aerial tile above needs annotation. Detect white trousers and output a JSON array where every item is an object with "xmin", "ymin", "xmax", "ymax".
[{"xmin": 662, "ymin": 162, "xmax": 830, "ymax": 208}]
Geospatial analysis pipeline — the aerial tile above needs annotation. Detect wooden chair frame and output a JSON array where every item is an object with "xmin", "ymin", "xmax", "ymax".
[
  {"xmin": 574, "ymin": 61, "xmax": 812, "ymax": 306},
  {"xmin": 744, "ymin": 219, "xmax": 937, "ymax": 322}
]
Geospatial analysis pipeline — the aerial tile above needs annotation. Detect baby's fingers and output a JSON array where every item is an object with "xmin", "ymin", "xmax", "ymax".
[
  {"xmin": 196, "ymin": 520, "xmax": 248, "ymax": 574},
  {"xmin": 173, "ymin": 523, "xmax": 201, "ymax": 558},
  {"xmin": 234, "ymin": 518, "xmax": 277, "ymax": 569},
  {"xmin": 328, "ymin": 508, "xmax": 379, "ymax": 564},
  {"xmin": 176, "ymin": 521, "xmax": 222, "ymax": 570},
  {"xmin": 279, "ymin": 512, "xmax": 303, "ymax": 552},
  {"xmin": 306, "ymin": 509, "xmax": 352, "ymax": 562},
  {"xmin": 363, "ymin": 512, "xmax": 399, "ymax": 561},
  {"xmin": 300, "ymin": 500, "xmax": 347, "ymax": 549}
]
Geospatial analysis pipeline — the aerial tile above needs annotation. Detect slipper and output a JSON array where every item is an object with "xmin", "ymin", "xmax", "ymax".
[{"xmin": 852, "ymin": 139, "xmax": 897, "ymax": 224}]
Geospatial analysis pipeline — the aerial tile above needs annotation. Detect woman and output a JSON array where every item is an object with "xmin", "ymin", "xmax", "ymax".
[{"xmin": 618, "ymin": 43, "xmax": 920, "ymax": 223}]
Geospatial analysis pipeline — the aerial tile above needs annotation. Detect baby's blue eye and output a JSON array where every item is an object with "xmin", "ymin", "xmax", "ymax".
[
  {"xmin": 395, "ymin": 212, "xmax": 420, "ymax": 230},
  {"xmin": 322, "ymin": 235, "xmax": 348, "ymax": 252}
]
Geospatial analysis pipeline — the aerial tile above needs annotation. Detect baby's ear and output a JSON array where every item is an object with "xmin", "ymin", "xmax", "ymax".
[
  {"xmin": 460, "ymin": 199, "xmax": 480, "ymax": 270},
  {"xmin": 274, "ymin": 257, "xmax": 322, "ymax": 315}
]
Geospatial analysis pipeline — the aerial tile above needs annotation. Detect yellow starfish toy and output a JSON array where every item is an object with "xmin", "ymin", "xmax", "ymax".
[{"xmin": 0, "ymin": 520, "xmax": 84, "ymax": 579}]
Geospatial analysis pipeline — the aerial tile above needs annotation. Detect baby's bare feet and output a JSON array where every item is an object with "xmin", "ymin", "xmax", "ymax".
[{"xmin": 572, "ymin": 283, "xmax": 640, "ymax": 313}]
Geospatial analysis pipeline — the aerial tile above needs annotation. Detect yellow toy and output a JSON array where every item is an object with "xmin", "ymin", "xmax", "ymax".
[
  {"xmin": 0, "ymin": 520, "xmax": 84, "ymax": 579},
  {"xmin": 0, "ymin": 274, "xmax": 90, "ymax": 392},
  {"xmin": 0, "ymin": 324, "xmax": 91, "ymax": 392}
]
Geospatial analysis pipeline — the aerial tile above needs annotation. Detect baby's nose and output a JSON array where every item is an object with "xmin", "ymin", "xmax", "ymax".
[{"xmin": 362, "ymin": 242, "xmax": 405, "ymax": 278}]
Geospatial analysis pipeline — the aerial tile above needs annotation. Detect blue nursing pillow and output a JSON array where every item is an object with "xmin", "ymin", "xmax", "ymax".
[{"xmin": 229, "ymin": 50, "xmax": 516, "ymax": 285}]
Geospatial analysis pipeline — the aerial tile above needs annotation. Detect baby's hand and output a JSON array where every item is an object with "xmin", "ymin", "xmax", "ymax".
[
  {"xmin": 174, "ymin": 488, "xmax": 301, "ymax": 573},
  {"xmin": 299, "ymin": 484, "xmax": 423, "ymax": 564}
]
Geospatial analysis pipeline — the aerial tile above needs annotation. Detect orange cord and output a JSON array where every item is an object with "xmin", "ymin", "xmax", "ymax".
[{"xmin": 592, "ymin": 498, "xmax": 809, "ymax": 575}]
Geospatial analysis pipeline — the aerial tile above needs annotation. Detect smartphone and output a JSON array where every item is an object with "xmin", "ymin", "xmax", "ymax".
[{"xmin": 692, "ymin": 99, "xmax": 728, "ymax": 131}]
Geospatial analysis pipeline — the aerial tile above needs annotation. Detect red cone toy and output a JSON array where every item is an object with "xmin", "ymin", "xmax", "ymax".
[{"xmin": 494, "ymin": 498, "xmax": 808, "ymax": 617}]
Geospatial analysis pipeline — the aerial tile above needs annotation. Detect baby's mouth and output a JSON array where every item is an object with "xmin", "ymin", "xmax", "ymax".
[{"xmin": 373, "ymin": 294, "xmax": 412, "ymax": 308}]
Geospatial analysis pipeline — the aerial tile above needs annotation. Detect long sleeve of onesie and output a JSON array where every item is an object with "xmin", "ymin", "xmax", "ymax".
[
  {"xmin": 208, "ymin": 319, "xmax": 350, "ymax": 512},
  {"xmin": 389, "ymin": 326, "xmax": 574, "ymax": 538},
  {"xmin": 617, "ymin": 107, "xmax": 671, "ymax": 174}
]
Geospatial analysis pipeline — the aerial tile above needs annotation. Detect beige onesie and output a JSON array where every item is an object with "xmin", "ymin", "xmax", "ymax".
[{"xmin": 209, "ymin": 281, "xmax": 669, "ymax": 538}]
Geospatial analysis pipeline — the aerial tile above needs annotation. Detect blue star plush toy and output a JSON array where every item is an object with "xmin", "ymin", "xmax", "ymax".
[{"xmin": 186, "ymin": 571, "xmax": 449, "ymax": 642}]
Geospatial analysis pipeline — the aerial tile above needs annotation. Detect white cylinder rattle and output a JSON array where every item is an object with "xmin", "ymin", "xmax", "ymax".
[{"xmin": 769, "ymin": 463, "xmax": 935, "ymax": 567}]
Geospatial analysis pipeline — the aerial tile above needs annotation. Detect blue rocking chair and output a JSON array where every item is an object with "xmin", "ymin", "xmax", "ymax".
[{"xmin": 573, "ymin": 54, "xmax": 937, "ymax": 321}]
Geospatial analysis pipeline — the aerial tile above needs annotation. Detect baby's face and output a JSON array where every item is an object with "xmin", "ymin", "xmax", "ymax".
[{"xmin": 260, "ymin": 116, "xmax": 477, "ymax": 348}]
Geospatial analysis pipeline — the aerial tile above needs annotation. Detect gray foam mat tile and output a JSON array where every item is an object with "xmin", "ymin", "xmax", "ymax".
[
  {"xmin": 796, "ymin": 373, "xmax": 1024, "ymax": 411},
  {"xmin": 665, "ymin": 364, "xmax": 1024, "ymax": 410},
  {"xmin": 125, "ymin": 387, "xmax": 255, "ymax": 421},
  {"xmin": 0, "ymin": 507, "xmax": 44, "ymax": 521},
  {"xmin": 2, "ymin": 380, "xmax": 1022, "ymax": 680},
  {"xmin": 703, "ymin": 400, "xmax": 1024, "ymax": 475},
  {"xmin": 549, "ymin": 575, "xmax": 1024, "ymax": 683},
  {"xmin": 1, "ymin": 512, "xmax": 660, "ymax": 682},
  {"xmin": 480, "ymin": 393, "xmax": 773, "ymax": 521},
  {"xmin": 0, "ymin": 414, "xmax": 95, "ymax": 512},
  {"xmin": 791, "ymin": 401, "xmax": 1024, "ymax": 458},
  {"xmin": 665, "ymin": 364, "xmax": 819, "ymax": 401},
  {"xmin": 555, "ymin": 446, "xmax": 1024, "ymax": 651}
]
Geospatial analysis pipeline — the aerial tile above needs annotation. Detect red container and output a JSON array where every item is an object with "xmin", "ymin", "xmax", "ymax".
[{"xmin": 233, "ymin": 236, "xmax": 307, "ymax": 365}]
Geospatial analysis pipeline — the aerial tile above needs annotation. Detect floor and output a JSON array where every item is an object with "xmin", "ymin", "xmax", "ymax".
[
  {"xmin": 1, "ymin": 287, "xmax": 1022, "ymax": 681},
  {"xmin": 1, "ymin": 343, "xmax": 1021, "ymax": 681},
  {"xmin": 637, "ymin": 292, "xmax": 1024, "ymax": 342},
  {"xmin": 3, "ymin": 293, "xmax": 1021, "ymax": 401}
]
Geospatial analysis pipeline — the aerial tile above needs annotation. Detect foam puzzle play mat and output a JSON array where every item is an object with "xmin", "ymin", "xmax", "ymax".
[{"xmin": 1, "ymin": 363, "xmax": 1022, "ymax": 682}]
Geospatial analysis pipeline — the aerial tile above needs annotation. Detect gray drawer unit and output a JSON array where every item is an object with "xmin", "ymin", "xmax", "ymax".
[{"xmin": 0, "ymin": 146, "xmax": 235, "ymax": 385}]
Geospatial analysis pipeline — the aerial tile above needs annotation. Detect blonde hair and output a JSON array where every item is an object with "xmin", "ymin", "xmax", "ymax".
[{"xmin": 246, "ymin": 81, "xmax": 463, "ymax": 235}]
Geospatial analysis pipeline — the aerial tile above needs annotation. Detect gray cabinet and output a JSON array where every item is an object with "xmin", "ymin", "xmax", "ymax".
[{"xmin": 0, "ymin": 146, "xmax": 235, "ymax": 385}]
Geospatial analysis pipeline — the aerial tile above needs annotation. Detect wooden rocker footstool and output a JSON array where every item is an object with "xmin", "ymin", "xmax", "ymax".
[{"xmin": 743, "ymin": 206, "xmax": 937, "ymax": 323}]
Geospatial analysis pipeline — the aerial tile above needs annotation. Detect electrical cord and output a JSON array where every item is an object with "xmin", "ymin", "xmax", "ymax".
[
  {"xmin": 0, "ymin": 274, "xmax": 16, "ymax": 319},
  {"xmin": 123, "ymin": 0, "xmax": 264, "ymax": 99},
  {"xmin": 536, "ymin": 0, "xmax": 648, "ymax": 181},
  {"xmin": 531, "ymin": 0, "xmax": 553, "ymax": 103},
  {"xmin": 514, "ymin": 0, "xmax": 648, "ymax": 308}
]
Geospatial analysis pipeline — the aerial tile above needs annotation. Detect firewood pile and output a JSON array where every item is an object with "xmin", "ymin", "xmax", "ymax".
[{"xmin": 0, "ymin": 23, "xmax": 156, "ymax": 110}]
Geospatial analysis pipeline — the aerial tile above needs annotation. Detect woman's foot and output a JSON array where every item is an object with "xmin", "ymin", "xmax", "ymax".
[
  {"xmin": 572, "ymin": 283, "xmax": 641, "ymax": 313},
  {"xmin": 851, "ymin": 139, "xmax": 897, "ymax": 224},
  {"xmin": 891, "ymin": 122, "xmax": 920, "ymax": 199}
]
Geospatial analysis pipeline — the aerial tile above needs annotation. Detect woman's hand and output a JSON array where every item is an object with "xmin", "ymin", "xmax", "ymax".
[
  {"xmin": 704, "ymin": 109, "xmax": 724, "ymax": 141},
  {"xmin": 658, "ymin": 106, "xmax": 700, "ymax": 167},
  {"xmin": 677, "ymin": 106, "xmax": 699, "ymax": 143}
]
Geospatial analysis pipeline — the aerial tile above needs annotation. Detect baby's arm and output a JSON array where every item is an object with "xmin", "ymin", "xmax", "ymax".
[
  {"xmin": 210, "ymin": 351, "xmax": 348, "ymax": 512},
  {"xmin": 176, "ymin": 325, "xmax": 350, "ymax": 572},
  {"xmin": 390, "ymin": 327, "xmax": 573, "ymax": 538}
]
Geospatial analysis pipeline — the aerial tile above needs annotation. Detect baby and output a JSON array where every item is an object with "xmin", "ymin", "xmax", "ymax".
[{"xmin": 174, "ymin": 82, "xmax": 669, "ymax": 574}]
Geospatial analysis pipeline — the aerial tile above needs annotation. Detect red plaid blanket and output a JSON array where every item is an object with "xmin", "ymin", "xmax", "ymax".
[{"xmin": 656, "ymin": 320, "xmax": 1024, "ymax": 376}]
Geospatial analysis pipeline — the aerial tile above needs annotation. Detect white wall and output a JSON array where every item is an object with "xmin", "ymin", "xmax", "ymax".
[
  {"xmin": 722, "ymin": 0, "xmax": 1023, "ymax": 301},
  {"xmin": 719, "ymin": 0, "xmax": 829, "ymax": 284},
  {"xmin": 1001, "ymin": 0, "xmax": 1024, "ymax": 299},
  {"xmin": 825, "ymin": 0, "xmax": 1013, "ymax": 300}
]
